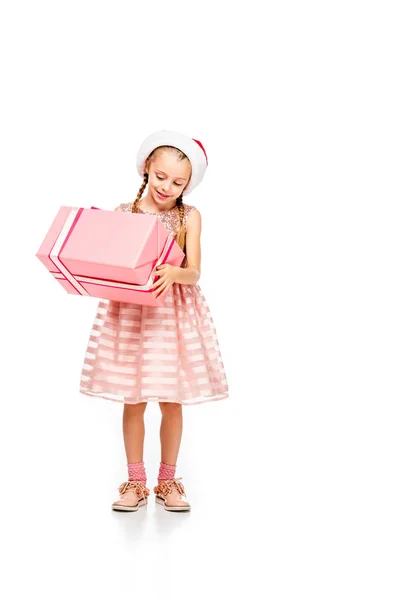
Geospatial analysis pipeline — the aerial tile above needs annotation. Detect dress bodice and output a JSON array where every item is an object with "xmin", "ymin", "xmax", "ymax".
[
  {"xmin": 119, "ymin": 200, "xmax": 196, "ymax": 237},
  {"xmin": 119, "ymin": 200, "xmax": 196, "ymax": 269}
]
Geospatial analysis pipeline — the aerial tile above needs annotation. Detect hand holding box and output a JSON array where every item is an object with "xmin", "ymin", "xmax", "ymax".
[{"xmin": 36, "ymin": 206, "xmax": 185, "ymax": 306}]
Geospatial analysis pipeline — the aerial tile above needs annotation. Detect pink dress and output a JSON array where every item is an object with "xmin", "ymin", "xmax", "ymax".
[{"xmin": 79, "ymin": 200, "xmax": 229, "ymax": 406}]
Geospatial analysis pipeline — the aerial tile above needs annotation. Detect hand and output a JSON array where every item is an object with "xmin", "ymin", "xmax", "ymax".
[{"xmin": 151, "ymin": 264, "xmax": 178, "ymax": 299}]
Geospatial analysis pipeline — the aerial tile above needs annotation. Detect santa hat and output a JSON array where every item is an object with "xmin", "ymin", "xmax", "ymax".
[{"xmin": 136, "ymin": 130, "xmax": 208, "ymax": 196}]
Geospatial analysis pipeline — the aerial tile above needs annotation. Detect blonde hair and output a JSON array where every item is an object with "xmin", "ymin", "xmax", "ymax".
[{"xmin": 131, "ymin": 146, "xmax": 191, "ymax": 252}]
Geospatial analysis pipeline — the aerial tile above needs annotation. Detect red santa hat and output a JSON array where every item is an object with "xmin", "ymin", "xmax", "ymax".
[{"xmin": 136, "ymin": 129, "xmax": 208, "ymax": 196}]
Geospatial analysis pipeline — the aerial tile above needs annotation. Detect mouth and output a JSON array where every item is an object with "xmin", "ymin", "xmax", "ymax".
[{"xmin": 156, "ymin": 190, "xmax": 169, "ymax": 200}]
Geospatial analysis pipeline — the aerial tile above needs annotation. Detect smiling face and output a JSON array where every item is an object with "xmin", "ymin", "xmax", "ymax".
[{"xmin": 145, "ymin": 149, "xmax": 192, "ymax": 209}]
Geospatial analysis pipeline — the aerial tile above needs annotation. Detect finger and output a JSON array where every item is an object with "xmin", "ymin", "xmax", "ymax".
[
  {"xmin": 158, "ymin": 283, "xmax": 171, "ymax": 298},
  {"xmin": 151, "ymin": 276, "xmax": 165, "ymax": 290},
  {"xmin": 155, "ymin": 282, "xmax": 169, "ymax": 298},
  {"xmin": 151, "ymin": 279, "xmax": 166, "ymax": 292},
  {"xmin": 153, "ymin": 267, "xmax": 167, "ymax": 282}
]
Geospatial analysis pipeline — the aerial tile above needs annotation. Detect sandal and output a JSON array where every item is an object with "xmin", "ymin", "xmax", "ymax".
[
  {"xmin": 153, "ymin": 477, "xmax": 191, "ymax": 512},
  {"xmin": 111, "ymin": 480, "xmax": 150, "ymax": 512}
]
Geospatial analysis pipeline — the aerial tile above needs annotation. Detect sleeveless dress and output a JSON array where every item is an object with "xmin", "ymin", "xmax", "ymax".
[{"xmin": 79, "ymin": 200, "xmax": 229, "ymax": 406}]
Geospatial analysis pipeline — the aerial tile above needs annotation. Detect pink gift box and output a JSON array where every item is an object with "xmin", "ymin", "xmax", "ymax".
[{"xmin": 36, "ymin": 206, "xmax": 185, "ymax": 306}]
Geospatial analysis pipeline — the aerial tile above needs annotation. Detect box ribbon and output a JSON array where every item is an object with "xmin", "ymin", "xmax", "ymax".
[{"xmin": 49, "ymin": 207, "xmax": 175, "ymax": 295}]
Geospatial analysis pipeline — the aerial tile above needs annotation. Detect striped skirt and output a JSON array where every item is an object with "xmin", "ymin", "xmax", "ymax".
[{"xmin": 79, "ymin": 283, "xmax": 229, "ymax": 406}]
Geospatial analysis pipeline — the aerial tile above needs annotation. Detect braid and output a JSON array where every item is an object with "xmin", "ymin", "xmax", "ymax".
[
  {"xmin": 131, "ymin": 173, "xmax": 148, "ymax": 212},
  {"xmin": 175, "ymin": 194, "xmax": 186, "ymax": 252},
  {"xmin": 131, "ymin": 147, "xmax": 188, "ymax": 252}
]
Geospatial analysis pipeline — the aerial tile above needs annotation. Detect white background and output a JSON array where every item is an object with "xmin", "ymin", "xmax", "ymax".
[{"xmin": 1, "ymin": 1, "xmax": 399, "ymax": 598}]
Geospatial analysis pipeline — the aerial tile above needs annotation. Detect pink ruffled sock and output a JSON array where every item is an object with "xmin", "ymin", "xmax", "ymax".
[
  {"xmin": 158, "ymin": 461, "xmax": 176, "ymax": 484},
  {"xmin": 127, "ymin": 461, "xmax": 146, "ymax": 484}
]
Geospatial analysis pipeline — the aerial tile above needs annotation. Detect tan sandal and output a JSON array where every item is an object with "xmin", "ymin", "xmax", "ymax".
[
  {"xmin": 111, "ymin": 480, "xmax": 150, "ymax": 512},
  {"xmin": 153, "ymin": 477, "xmax": 191, "ymax": 512}
]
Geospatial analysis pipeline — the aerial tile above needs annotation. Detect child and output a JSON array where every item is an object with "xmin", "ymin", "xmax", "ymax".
[{"xmin": 79, "ymin": 130, "xmax": 229, "ymax": 512}]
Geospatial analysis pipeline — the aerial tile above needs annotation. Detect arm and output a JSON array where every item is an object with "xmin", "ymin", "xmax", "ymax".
[{"xmin": 173, "ymin": 208, "xmax": 201, "ymax": 285}]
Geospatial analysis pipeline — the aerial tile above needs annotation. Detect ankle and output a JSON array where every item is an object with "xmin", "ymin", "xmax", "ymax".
[
  {"xmin": 127, "ymin": 461, "xmax": 147, "ymax": 484},
  {"xmin": 157, "ymin": 461, "xmax": 176, "ymax": 483}
]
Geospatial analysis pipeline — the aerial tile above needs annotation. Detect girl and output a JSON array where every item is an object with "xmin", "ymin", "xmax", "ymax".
[{"xmin": 79, "ymin": 130, "xmax": 229, "ymax": 512}]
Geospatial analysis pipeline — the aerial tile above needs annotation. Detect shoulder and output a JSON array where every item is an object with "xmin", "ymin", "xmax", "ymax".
[
  {"xmin": 182, "ymin": 203, "xmax": 200, "ymax": 219},
  {"xmin": 114, "ymin": 201, "xmax": 133, "ymax": 212},
  {"xmin": 182, "ymin": 203, "xmax": 201, "ymax": 232}
]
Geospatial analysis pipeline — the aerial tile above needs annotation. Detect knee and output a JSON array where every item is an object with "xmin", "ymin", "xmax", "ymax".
[
  {"xmin": 124, "ymin": 402, "xmax": 147, "ymax": 417},
  {"xmin": 159, "ymin": 402, "xmax": 182, "ymax": 417}
]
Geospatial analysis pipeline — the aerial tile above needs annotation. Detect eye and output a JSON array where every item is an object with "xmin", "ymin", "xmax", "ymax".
[{"xmin": 156, "ymin": 174, "xmax": 183, "ymax": 186}]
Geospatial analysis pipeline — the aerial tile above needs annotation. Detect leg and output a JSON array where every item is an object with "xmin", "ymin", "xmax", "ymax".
[
  {"xmin": 154, "ymin": 402, "xmax": 190, "ymax": 511},
  {"xmin": 158, "ymin": 401, "xmax": 183, "ymax": 465},
  {"xmin": 123, "ymin": 402, "xmax": 147, "ymax": 463},
  {"xmin": 111, "ymin": 402, "xmax": 149, "ymax": 512}
]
